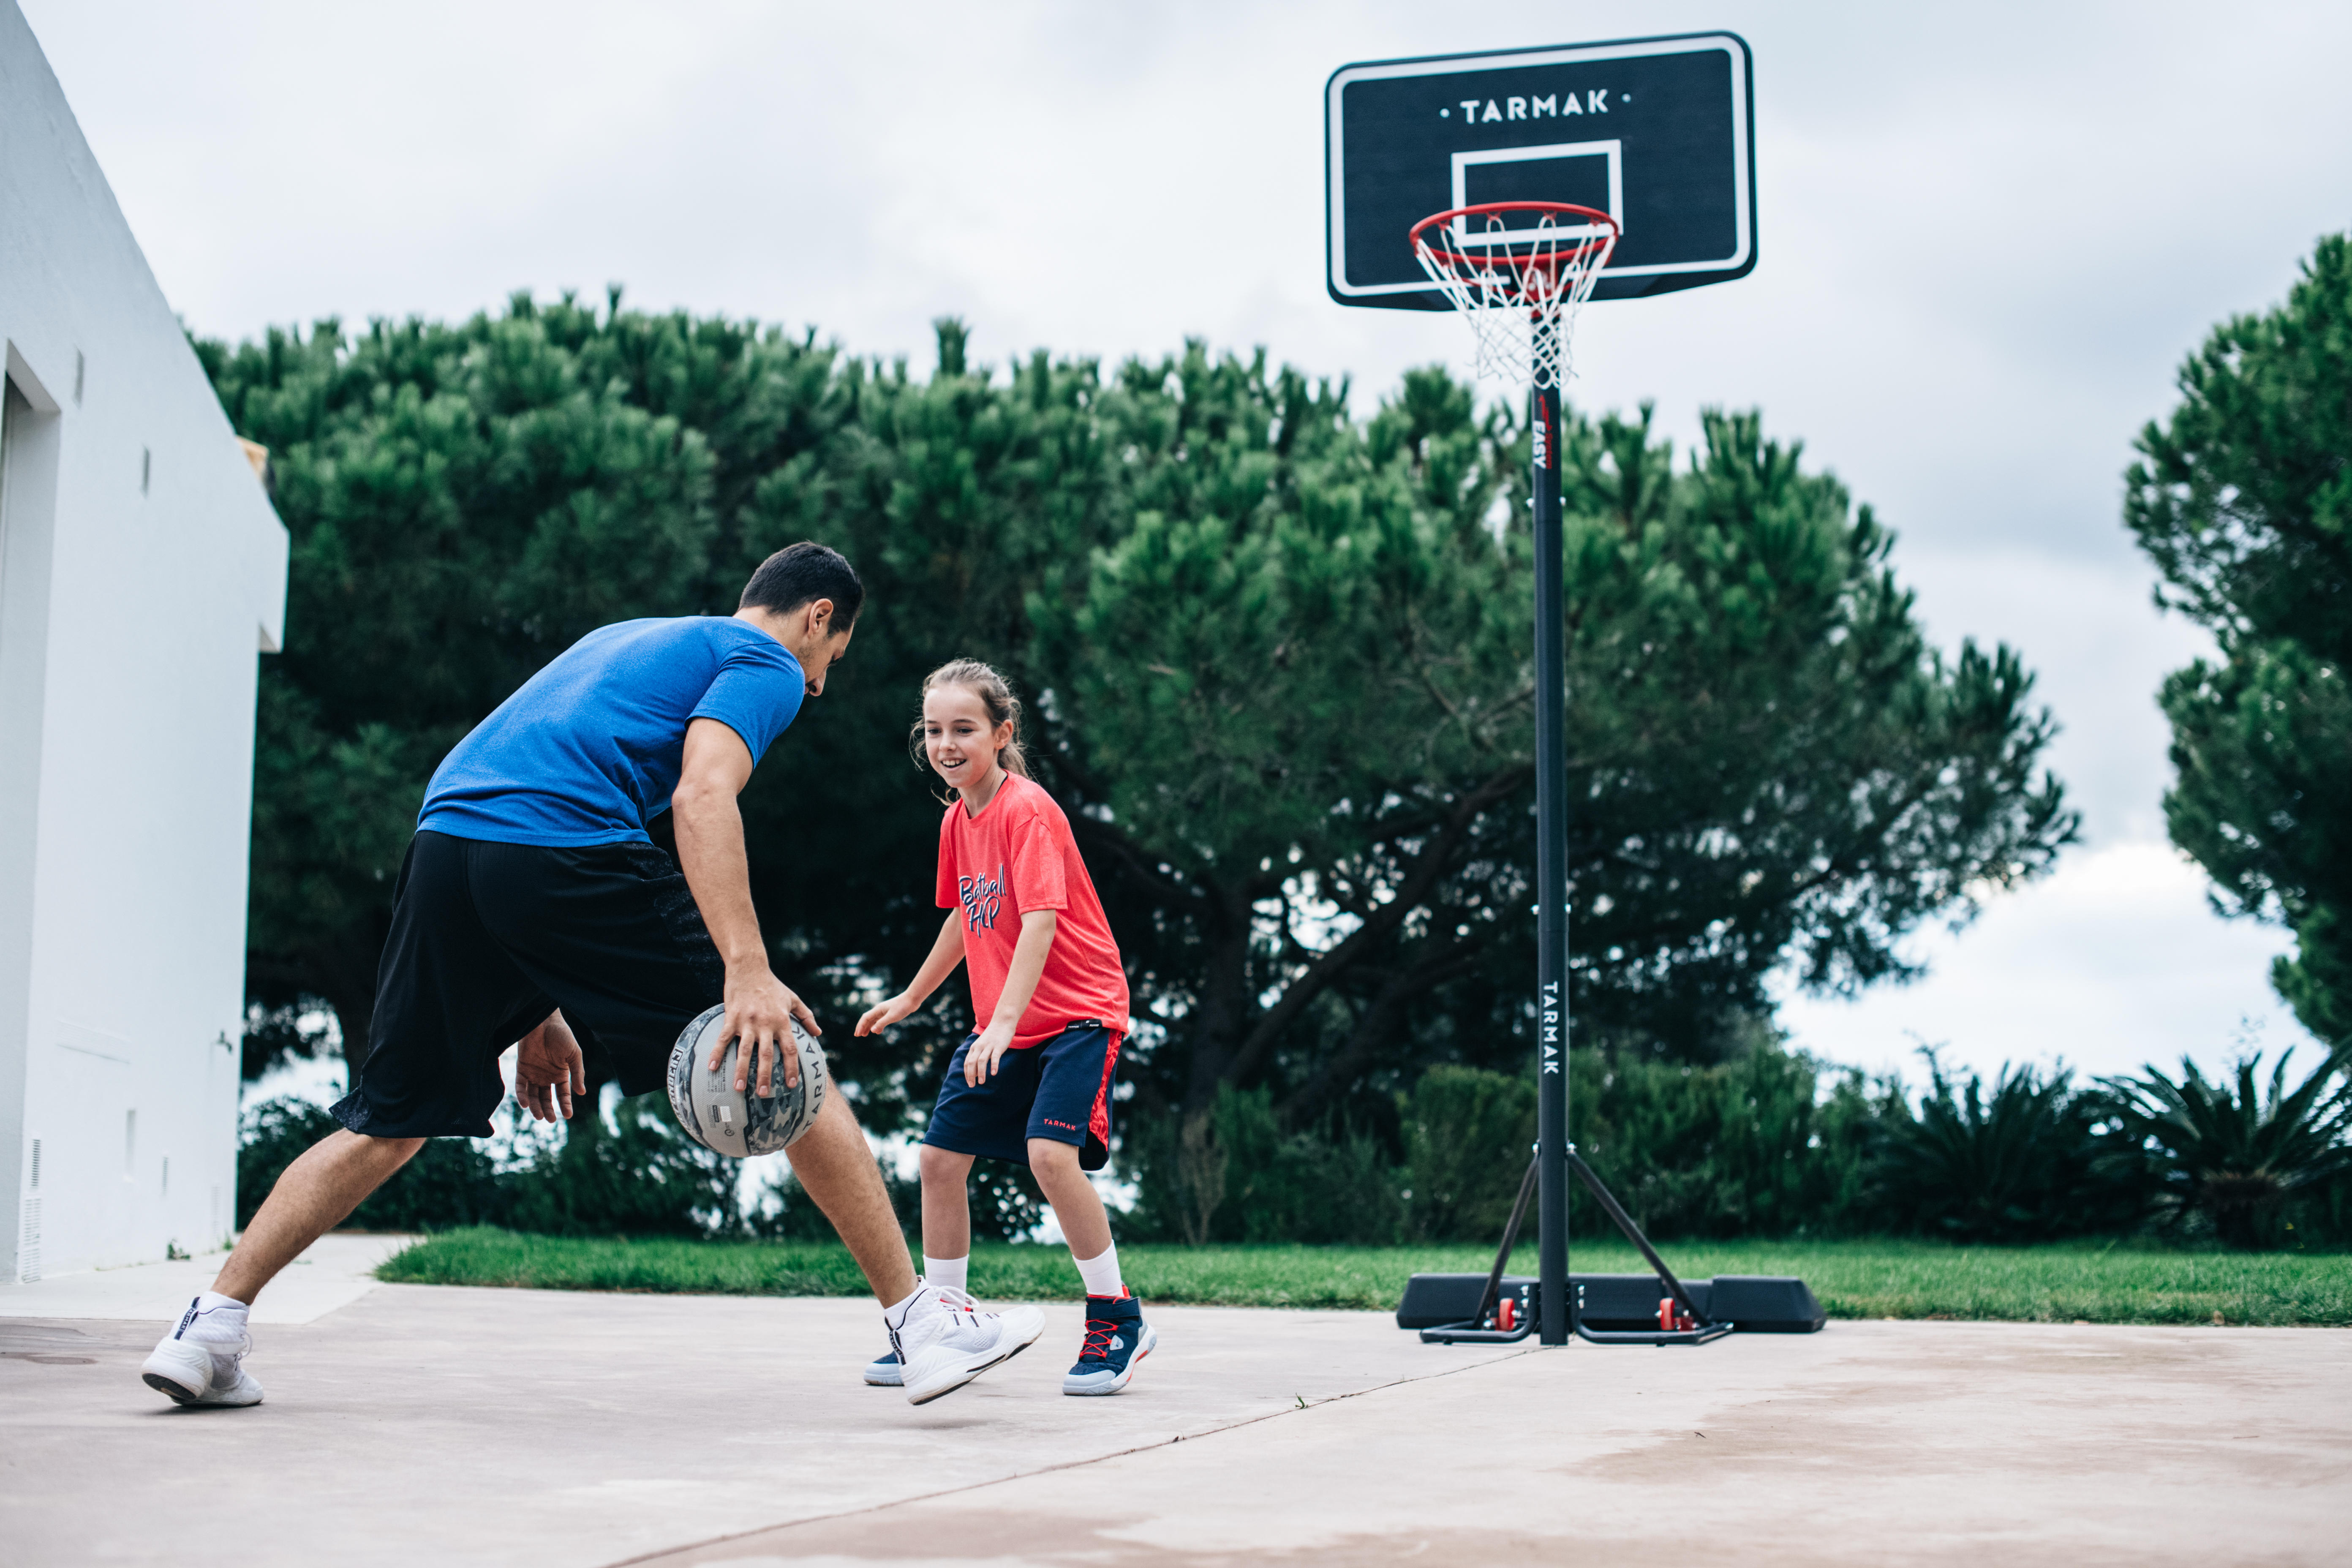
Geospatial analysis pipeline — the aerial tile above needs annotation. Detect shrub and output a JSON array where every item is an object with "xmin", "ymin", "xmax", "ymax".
[
  {"xmin": 750, "ymin": 1163, "xmax": 923, "ymax": 1241},
  {"xmin": 1130, "ymin": 1048, "xmax": 1910, "ymax": 1248},
  {"xmin": 746, "ymin": 1168, "xmax": 838, "ymax": 1242},
  {"xmin": 1211, "ymin": 1086, "xmax": 1405, "ymax": 1245},
  {"xmin": 1122, "ymin": 1085, "xmax": 1404, "ymax": 1245},
  {"xmin": 500, "ymin": 1094, "xmax": 741, "ymax": 1238},
  {"xmin": 237, "ymin": 1095, "xmax": 508, "ymax": 1231},
  {"xmin": 1569, "ymin": 1046, "xmax": 1898, "ymax": 1239},
  {"xmin": 1402, "ymin": 1064, "xmax": 1535, "ymax": 1243},
  {"xmin": 344, "ymin": 1136, "xmax": 510, "ymax": 1232},
  {"xmin": 2102, "ymin": 1047, "xmax": 2352, "ymax": 1249},
  {"xmin": 1878, "ymin": 1054, "xmax": 2140, "ymax": 1243},
  {"xmin": 2288, "ymin": 1176, "xmax": 2352, "ymax": 1247},
  {"xmin": 242, "ymin": 1083, "xmax": 1070, "ymax": 1245},
  {"xmin": 965, "ymin": 1162, "xmax": 1052, "ymax": 1243},
  {"xmin": 240, "ymin": 1089, "xmax": 733, "ymax": 1237},
  {"xmin": 1114, "ymin": 1109, "xmax": 1204, "ymax": 1244}
]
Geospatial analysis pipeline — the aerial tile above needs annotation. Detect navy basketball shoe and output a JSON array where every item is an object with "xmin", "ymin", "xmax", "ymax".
[{"xmin": 1063, "ymin": 1292, "xmax": 1154, "ymax": 1395}]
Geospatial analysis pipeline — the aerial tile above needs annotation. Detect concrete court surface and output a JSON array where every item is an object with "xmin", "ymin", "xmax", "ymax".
[{"xmin": 0, "ymin": 1260, "xmax": 2346, "ymax": 1568}]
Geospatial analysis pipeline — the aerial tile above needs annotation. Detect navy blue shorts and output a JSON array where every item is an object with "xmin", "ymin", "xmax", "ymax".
[{"xmin": 922, "ymin": 1024, "xmax": 1119, "ymax": 1171}]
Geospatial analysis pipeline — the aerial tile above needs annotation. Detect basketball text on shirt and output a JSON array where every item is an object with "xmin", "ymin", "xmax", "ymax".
[{"xmin": 959, "ymin": 865, "xmax": 1006, "ymax": 931}]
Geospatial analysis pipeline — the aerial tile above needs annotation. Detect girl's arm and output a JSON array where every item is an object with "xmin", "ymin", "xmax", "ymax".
[
  {"xmin": 853, "ymin": 911, "xmax": 966, "ymax": 1036},
  {"xmin": 965, "ymin": 909, "xmax": 1057, "ymax": 1085}
]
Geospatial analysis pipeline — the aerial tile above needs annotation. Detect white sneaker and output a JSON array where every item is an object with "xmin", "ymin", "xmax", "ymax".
[
  {"xmin": 863, "ymin": 1348, "xmax": 903, "ymax": 1386},
  {"xmin": 142, "ymin": 1295, "xmax": 264, "ymax": 1408},
  {"xmin": 887, "ymin": 1284, "xmax": 1044, "ymax": 1406}
]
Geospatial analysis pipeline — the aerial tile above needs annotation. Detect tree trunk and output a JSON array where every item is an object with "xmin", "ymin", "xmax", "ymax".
[{"xmin": 1181, "ymin": 886, "xmax": 1258, "ymax": 1118}]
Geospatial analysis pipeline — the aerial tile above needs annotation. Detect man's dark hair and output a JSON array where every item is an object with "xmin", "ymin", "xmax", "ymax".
[{"xmin": 740, "ymin": 542, "xmax": 863, "ymax": 628}]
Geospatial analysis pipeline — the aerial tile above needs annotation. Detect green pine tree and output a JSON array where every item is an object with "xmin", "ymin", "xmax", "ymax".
[
  {"xmin": 199, "ymin": 304, "xmax": 2074, "ymax": 1149},
  {"xmin": 2126, "ymin": 233, "xmax": 2352, "ymax": 1044}
]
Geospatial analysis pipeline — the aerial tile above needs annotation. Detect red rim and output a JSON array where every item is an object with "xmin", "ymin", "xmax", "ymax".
[{"xmin": 1410, "ymin": 201, "xmax": 1618, "ymax": 274}]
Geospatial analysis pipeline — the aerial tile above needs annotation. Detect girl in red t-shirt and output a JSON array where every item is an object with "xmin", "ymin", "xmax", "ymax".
[{"xmin": 856, "ymin": 659, "xmax": 1154, "ymax": 1397}]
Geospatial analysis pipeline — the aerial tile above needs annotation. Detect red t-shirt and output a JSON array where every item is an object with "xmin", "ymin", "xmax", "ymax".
[{"xmin": 937, "ymin": 772, "xmax": 1129, "ymax": 1048}]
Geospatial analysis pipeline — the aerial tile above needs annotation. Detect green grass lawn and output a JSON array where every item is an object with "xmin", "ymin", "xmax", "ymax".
[{"xmin": 374, "ymin": 1228, "xmax": 2352, "ymax": 1327}]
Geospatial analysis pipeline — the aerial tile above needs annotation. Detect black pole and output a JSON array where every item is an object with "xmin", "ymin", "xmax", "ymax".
[{"xmin": 1530, "ymin": 383, "xmax": 1569, "ymax": 1347}]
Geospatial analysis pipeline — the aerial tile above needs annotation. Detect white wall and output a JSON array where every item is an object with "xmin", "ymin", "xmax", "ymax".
[{"xmin": 1, "ymin": 0, "xmax": 287, "ymax": 1278}]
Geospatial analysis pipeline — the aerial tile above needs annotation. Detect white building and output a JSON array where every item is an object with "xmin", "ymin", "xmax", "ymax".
[{"xmin": 1, "ymin": 3, "xmax": 288, "ymax": 1280}]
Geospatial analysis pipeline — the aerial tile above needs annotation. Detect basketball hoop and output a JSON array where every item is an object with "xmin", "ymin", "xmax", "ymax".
[
  {"xmin": 1338, "ymin": 38, "xmax": 1765, "ymax": 1353},
  {"xmin": 1409, "ymin": 201, "xmax": 1619, "ymax": 390}
]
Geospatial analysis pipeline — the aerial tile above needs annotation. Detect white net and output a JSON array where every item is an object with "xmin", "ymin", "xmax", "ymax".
[{"xmin": 1410, "ymin": 206, "xmax": 1619, "ymax": 390}]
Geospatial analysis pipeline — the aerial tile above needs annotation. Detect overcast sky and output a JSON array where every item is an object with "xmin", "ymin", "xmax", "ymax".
[{"xmin": 21, "ymin": 0, "xmax": 2352, "ymax": 1086}]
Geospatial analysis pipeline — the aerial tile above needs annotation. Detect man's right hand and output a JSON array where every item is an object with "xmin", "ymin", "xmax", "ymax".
[
  {"xmin": 515, "ymin": 1012, "xmax": 588, "ymax": 1123},
  {"xmin": 708, "ymin": 966, "xmax": 821, "ymax": 1097}
]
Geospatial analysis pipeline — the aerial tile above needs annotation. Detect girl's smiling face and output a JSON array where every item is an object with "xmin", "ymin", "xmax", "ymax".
[{"xmin": 923, "ymin": 682, "xmax": 1013, "ymax": 802}]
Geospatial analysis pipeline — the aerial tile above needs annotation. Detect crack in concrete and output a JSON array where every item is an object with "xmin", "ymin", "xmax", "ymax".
[{"xmin": 604, "ymin": 1343, "xmax": 1541, "ymax": 1567}]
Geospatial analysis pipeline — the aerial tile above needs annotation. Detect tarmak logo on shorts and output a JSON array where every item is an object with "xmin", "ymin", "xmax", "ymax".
[
  {"xmin": 959, "ymin": 864, "xmax": 1005, "ymax": 931},
  {"xmin": 1043, "ymin": 1117, "xmax": 1080, "ymax": 1131}
]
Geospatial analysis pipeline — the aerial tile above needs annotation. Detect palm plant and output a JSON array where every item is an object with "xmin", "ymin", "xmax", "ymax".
[
  {"xmin": 1881, "ymin": 1052, "xmax": 2138, "ymax": 1242},
  {"xmin": 2100, "ymin": 1046, "xmax": 2352, "ymax": 1249}
]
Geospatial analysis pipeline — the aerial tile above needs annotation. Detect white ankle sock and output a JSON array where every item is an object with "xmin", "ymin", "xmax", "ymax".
[
  {"xmin": 1074, "ymin": 1242, "xmax": 1123, "ymax": 1298},
  {"xmin": 923, "ymin": 1255, "xmax": 969, "ymax": 1293},
  {"xmin": 884, "ymin": 1285, "xmax": 924, "ymax": 1324},
  {"xmin": 196, "ymin": 1290, "xmax": 248, "ymax": 1315}
]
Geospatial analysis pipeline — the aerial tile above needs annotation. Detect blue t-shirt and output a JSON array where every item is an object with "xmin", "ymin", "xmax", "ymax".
[{"xmin": 417, "ymin": 617, "xmax": 806, "ymax": 847}]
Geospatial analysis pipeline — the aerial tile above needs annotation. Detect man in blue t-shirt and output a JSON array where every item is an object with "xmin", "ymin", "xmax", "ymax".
[{"xmin": 143, "ymin": 542, "xmax": 1043, "ymax": 1410}]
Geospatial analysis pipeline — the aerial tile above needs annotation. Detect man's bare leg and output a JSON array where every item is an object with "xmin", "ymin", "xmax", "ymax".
[
  {"xmin": 786, "ymin": 1093, "xmax": 917, "ymax": 1306},
  {"xmin": 797, "ymin": 1099, "xmax": 1040, "ymax": 1399},
  {"xmin": 144, "ymin": 1129, "xmax": 418, "ymax": 1406},
  {"xmin": 213, "ymin": 1131, "xmax": 423, "ymax": 1304}
]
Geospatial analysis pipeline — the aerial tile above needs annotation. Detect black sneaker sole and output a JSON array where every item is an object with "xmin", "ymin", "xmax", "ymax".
[
  {"xmin": 143, "ymin": 1371, "xmax": 203, "ymax": 1405},
  {"xmin": 906, "ymin": 1327, "xmax": 1043, "ymax": 1405},
  {"xmin": 906, "ymin": 1347, "xmax": 1013, "ymax": 1406}
]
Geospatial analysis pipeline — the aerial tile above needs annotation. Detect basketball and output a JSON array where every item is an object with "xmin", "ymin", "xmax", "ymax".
[{"xmin": 664, "ymin": 1004, "xmax": 829, "ymax": 1157}]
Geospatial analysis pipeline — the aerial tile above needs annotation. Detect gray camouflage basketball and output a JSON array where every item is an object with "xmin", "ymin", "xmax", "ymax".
[{"xmin": 665, "ymin": 1004, "xmax": 829, "ymax": 1157}]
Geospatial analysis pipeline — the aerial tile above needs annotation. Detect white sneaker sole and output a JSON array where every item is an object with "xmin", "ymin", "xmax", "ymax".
[
  {"xmin": 141, "ymin": 1341, "xmax": 263, "ymax": 1407},
  {"xmin": 1063, "ymin": 1323, "xmax": 1156, "ymax": 1396},
  {"xmin": 903, "ymin": 1305, "xmax": 1045, "ymax": 1406},
  {"xmin": 864, "ymin": 1356, "xmax": 903, "ymax": 1387}
]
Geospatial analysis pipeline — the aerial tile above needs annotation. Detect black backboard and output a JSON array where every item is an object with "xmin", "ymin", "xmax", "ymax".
[{"xmin": 1326, "ymin": 33, "xmax": 1756, "ymax": 309}]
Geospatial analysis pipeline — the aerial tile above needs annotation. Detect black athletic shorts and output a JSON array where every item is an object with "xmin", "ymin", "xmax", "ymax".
[{"xmin": 331, "ymin": 830, "xmax": 724, "ymax": 1140}]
